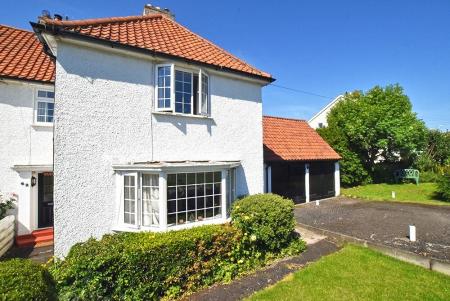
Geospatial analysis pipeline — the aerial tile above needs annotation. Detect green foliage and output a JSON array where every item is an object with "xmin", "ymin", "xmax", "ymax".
[
  {"xmin": 0, "ymin": 192, "xmax": 16, "ymax": 220},
  {"xmin": 436, "ymin": 173, "xmax": 450, "ymax": 202},
  {"xmin": 49, "ymin": 197, "xmax": 305, "ymax": 301},
  {"xmin": 318, "ymin": 85, "xmax": 427, "ymax": 186},
  {"xmin": 419, "ymin": 171, "xmax": 440, "ymax": 183},
  {"xmin": 414, "ymin": 129, "xmax": 450, "ymax": 173},
  {"xmin": 0, "ymin": 258, "xmax": 56, "ymax": 301},
  {"xmin": 231, "ymin": 194, "xmax": 297, "ymax": 252}
]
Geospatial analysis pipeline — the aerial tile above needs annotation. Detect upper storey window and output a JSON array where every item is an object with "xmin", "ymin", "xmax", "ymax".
[
  {"xmin": 155, "ymin": 64, "xmax": 210, "ymax": 116},
  {"xmin": 35, "ymin": 90, "xmax": 55, "ymax": 124}
]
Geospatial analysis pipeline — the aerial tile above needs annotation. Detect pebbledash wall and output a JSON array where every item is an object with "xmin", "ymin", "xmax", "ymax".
[
  {"xmin": 54, "ymin": 41, "xmax": 264, "ymax": 256},
  {"xmin": 0, "ymin": 80, "xmax": 53, "ymax": 234}
]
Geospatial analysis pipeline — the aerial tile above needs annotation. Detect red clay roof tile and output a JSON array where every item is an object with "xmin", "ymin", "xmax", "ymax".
[
  {"xmin": 263, "ymin": 116, "xmax": 341, "ymax": 161},
  {"xmin": 0, "ymin": 25, "xmax": 54, "ymax": 83},
  {"xmin": 39, "ymin": 14, "xmax": 272, "ymax": 80}
]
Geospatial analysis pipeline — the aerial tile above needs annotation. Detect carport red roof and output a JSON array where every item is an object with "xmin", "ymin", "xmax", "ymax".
[
  {"xmin": 0, "ymin": 25, "xmax": 54, "ymax": 82},
  {"xmin": 263, "ymin": 116, "xmax": 341, "ymax": 161},
  {"xmin": 36, "ymin": 14, "xmax": 272, "ymax": 81}
]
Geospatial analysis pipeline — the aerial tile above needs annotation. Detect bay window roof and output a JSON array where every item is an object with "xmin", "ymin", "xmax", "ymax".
[{"xmin": 112, "ymin": 160, "xmax": 241, "ymax": 171}]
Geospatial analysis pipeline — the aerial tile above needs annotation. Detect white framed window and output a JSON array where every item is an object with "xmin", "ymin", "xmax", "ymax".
[
  {"xmin": 141, "ymin": 174, "xmax": 160, "ymax": 226},
  {"xmin": 155, "ymin": 64, "xmax": 210, "ymax": 116},
  {"xmin": 175, "ymin": 69, "xmax": 193, "ymax": 114},
  {"xmin": 155, "ymin": 64, "xmax": 174, "ymax": 111},
  {"xmin": 199, "ymin": 70, "xmax": 209, "ymax": 115},
  {"xmin": 123, "ymin": 173, "xmax": 138, "ymax": 225},
  {"xmin": 35, "ymin": 90, "xmax": 54, "ymax": 123},
  {"xmin": 167, "ymin": 172, "xmax": 222, "ymax": 227}
]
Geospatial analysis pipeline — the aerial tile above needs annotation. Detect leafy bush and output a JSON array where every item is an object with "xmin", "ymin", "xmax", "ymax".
[
  {"xmin": 0, "ymin": 258, "xmax": 56, "ymax": 301},
  {"xmin": 49, "ymin": 194, "xmax": 305, "ymax": 300},
  {"xmin": 436, "ymin": 173, "xmax": 450, "ymax": 201},
  {"xmin": 231, "ymin": 194, "xmax": 296, "ymax": 252},
  {"xmin": 0, "ymin": 191, "xmax": 16, "ymax": 220},
  {"xmin": 419, "ymin": 171, "xmax": 440, "ymax": 183}
]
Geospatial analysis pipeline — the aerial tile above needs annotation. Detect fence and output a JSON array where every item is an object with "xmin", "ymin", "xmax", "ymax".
[{"xmin": 0, "ymin": 215, "xmax": 15, "ymax": 257}]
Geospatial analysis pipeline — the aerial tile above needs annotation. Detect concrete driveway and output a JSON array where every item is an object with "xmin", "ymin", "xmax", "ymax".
[{"xmin": 295, "ymin": 197, "xmax": 450, "ymax": 261}]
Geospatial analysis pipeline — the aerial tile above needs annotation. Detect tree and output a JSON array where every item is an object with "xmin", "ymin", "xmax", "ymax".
[
  {"xmin": 414, "ymin": 129, "xmax": 450, "ymax": 172},
  {"xmin": 318, "ymin": 84, "xmax": 427, "ymax": 186}
]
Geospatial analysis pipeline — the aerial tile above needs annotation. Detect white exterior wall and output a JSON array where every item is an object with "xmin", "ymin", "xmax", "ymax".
[
  {"xmin": 0, "ymin": 80, "xmax": 54, "ymax": 234},
  {"xmin": 54, "ymin": 42, "xmax": 264, "ymax": 256},
  {"xmin": 308, "ymin": 95, "xmax": 344, "ymax": 129}
]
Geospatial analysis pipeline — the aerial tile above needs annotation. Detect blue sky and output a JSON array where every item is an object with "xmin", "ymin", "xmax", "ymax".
[{"xmin": 3, "ymin": 0, "xmax": 449, "ymax": 130}]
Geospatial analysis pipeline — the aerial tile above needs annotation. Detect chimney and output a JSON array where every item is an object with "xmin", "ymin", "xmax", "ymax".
[{"xmin": 143, "ymin": 4, "xmax": 175, "ymax": 19}]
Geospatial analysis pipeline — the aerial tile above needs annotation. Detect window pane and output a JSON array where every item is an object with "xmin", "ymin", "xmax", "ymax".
[
  {"xmin": 142, "ymin": 174, "xmax": 159, "ymax": 226},
  {"xmin": 157, "ymin": 66, "xmax": 171, "ymax": 109},
  {"xmin": 174, "ymin": 70, "xmax": 192, "ymax": 114},
  {"xmin": 124, "ymin": 175, "xmax": 136, "ymax": 225},
  {"xmin": 214, "ymin": 172, "xmax": 221, "ymax": 182},
  {"xmin": 47, "ymin": 91, "xmax": 55, "ymax": 98},
  {"xmin": 167, "ymin": 174, "xmax": 176, "ymax": 186},
  {"xmin": 38, "ymin": 90, "xmax": 47, "ymax": 98},
  {"xmin": 167, "ymin": 171, "xmax": 224, "ymax": 227}
]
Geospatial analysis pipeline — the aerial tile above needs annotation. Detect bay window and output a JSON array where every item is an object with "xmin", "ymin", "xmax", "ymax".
[
  {"xmin": 155, "ymin": 64, "xmax": 210, "ymax": 116},
  {"xmin": 116, "ymin": 163, "xmax": 238, "ymax": 231}
]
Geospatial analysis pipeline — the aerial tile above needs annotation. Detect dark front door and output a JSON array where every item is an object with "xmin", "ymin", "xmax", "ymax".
[{"xmin": 38, "ymin": 172, "xmax": 54, "ymax": 228}]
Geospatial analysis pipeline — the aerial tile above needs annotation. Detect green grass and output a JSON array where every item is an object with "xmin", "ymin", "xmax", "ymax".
[
  {"xmin": 247, "ymin": 245, "xmax": 450, "ymax": 301},
  {"xmin": 342, "ymin": 183, "xmax": 450, "ymax": 206}
]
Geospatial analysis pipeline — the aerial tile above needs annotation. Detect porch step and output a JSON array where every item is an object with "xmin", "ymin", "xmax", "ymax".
[{"xmin": 16, "ymin": 228, "xmax": 54, "ymax": 248}]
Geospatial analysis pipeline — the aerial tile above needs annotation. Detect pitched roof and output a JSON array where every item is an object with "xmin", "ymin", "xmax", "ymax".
[
  {"xmin": 0, "ymin": 24, "xmax": 54, "ymax": 83},
  {"xmin": 36, "ymin": 14, "xmax": 272, "ymax": 81},
  {"xmin": 263, "ymin": 116, "xmax": 341, "ymax": 161}
]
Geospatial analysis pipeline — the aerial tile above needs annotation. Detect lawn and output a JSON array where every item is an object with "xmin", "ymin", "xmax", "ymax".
[
  {"xmin": 247, "ymin": 245, "xmax": 450, "ymax": 301},
  {"xmin": 341, "ymin": 183, "xmax": 450, "ymax": 206}
]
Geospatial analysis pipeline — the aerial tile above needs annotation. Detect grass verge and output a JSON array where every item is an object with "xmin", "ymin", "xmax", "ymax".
[
  {"xmin": 342, "ymin": 183, "xmax": 450, "ymax": 206},
  {"xmin": 247, "ymin": 244, "xmax": 450, "ymax": 301}
]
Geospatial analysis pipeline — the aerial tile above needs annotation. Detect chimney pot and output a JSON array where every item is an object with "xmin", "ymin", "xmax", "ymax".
[{"xmin": 143, "ymin": 3, "xmax": 175, "ymax": 20}]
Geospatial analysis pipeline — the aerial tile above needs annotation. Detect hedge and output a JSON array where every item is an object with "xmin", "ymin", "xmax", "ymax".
[
  {"xmin": 0, "ymin": 258, "xmax": 56, "ymax": 301},
  {"xmin": 44, "ymin": 193, "xmax": 305, "ymax": 300}
]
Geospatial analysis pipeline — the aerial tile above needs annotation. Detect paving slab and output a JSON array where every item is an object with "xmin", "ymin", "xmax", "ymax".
[{"xmin": 295, "ymin": 197, "xmax": 450, "ymax": 261}]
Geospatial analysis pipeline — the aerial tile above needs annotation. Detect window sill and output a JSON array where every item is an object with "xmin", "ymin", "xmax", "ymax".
[
  {"xmin": 111, "ymin": 218, "xmax": 228, "ymax": 233},
  {"xmin": 152, "ymin": 111, "xmax": 212, "ymax": 120},
  {"xmin": 32, "ymin": 123, "xmax": 53, "ymax": 128}
]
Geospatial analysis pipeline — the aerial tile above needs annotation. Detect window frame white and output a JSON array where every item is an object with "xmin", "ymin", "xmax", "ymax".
[
  {"xmin": 34, "ymin": 89, "xmax": 55, "ymax": 125},
  {"xmin": 199, "ymin": 69, "xmax": 210, "ymax": 116},
  {"xmin": 122, "ymin": 172, "xmax": 138, "ymax": 226},
  {"xmin": 174, "ymin": 67, "xmax": 194, "ymax": 115},
  {"xmin": 155, "ymin": 64, "xmax": 175, "ymax": 112},
  {"xmin": 154, "ymin": 63, "xmax": 210, "ymax": 117},
  {"xmin": 115, "ymin": 166, "xmax": 234, "ymax": 232}
]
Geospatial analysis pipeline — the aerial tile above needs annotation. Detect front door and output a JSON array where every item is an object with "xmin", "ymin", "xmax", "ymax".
[{"xmin": 38, "ymin": 172, "xmax": 54, "ymax": 228}]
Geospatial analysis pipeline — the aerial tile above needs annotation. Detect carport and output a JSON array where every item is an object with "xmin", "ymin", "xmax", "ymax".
[{"xmin": 263, "ymin": 116, "xmax": 341, "ymax": 203}]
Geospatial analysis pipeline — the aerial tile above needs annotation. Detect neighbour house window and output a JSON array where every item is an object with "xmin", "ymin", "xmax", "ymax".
[
  {"xmin": 156, "ymin": 64, "xmax": 210, "ymax": 116},
  {"xmin": 36, "ymin": 90, "xmax": 54, "ymax": 123},
  {"xmin": 167, "ymin": 172, "xmax": 222, "ymax": 226}
]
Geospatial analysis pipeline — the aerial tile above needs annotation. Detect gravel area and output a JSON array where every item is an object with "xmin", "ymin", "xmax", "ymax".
[{"xmin": 295, "ymin": 197, "xmax": 450, "ymax": 261}]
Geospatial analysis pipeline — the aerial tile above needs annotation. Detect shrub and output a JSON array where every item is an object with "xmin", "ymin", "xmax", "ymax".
[
  {"xmin": 0, "ymin": 191, "xmax": 16, "ymax": 220},
  {"xmin": 49, "ymin": 195, "xmax": 305, "ymax": 300},
  {"xmin": 50, "ymin": 225, "xmax": 253, "ymax": 300},
  {"xmin": 231, "ymin": 193, "xmax": 296, "ymax": 252},
  {"xmin": 419, "ymin": 171, "xmax": 440, "ymax": 183},
  {"xmin": 0, "ymin": 258, "xmax": 56, "ymax": 301},
  {"xmin": 436, "ymin": 173, "xmax": 450, "ymax": 201}
]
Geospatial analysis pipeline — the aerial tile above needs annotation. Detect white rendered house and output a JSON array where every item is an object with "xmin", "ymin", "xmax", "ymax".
[
  {"xmin": 0, "ymin": 25, "xmax": 55, "ymax": 244},
  {"xmin": 308, "ymin": 95, "xmax": 343, "ymax": 129},
  {"xmin": 31, "ymin": 6, "xmax": 274, "ymax": 256}
]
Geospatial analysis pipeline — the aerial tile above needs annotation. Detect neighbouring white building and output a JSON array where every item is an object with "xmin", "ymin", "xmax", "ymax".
[
  {"xmin": 308, "ymin": 95, "xmax": 344, "ymax": 129},
  {"xmin": 0, "ymin": 24, "xmax": 55, "ymax": 243}
]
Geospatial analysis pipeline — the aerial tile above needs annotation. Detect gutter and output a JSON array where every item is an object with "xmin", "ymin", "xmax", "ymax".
[{"xmin": 30, "ymin": 22, "xmax": 275, "ymax": 84}]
